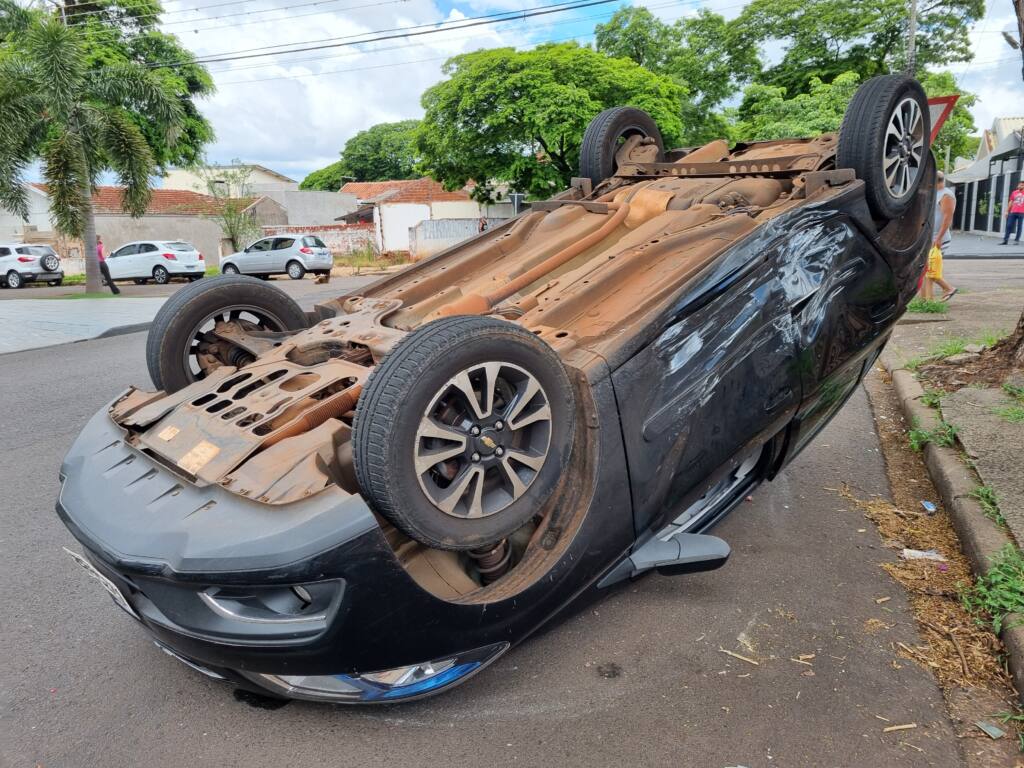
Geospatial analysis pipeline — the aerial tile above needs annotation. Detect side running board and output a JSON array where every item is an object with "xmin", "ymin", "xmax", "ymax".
[{"xmin": 598, "ymin": 532, "xmax": 731, "ymax": 588}]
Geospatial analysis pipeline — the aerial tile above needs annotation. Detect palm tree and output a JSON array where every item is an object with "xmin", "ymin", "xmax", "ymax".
[{"xmin": 0, "ymin": 11, "xmax": 182, "ymax": 292}]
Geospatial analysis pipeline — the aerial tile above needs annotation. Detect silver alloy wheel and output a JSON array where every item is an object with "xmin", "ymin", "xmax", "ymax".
[
  {"xmin": 288, "ymin": 262, "xmax": 303, "ymax": 279},
  {"xmin": 153, "ymin": 266, "xmax": 169, "ymax": 284},
  {"xmin": 223, "ymin": 264, "xmax": 239, "ymax": 275},
  {"xmin": 182, "ymin": 304, "xmax": 290, "ymax": 381},
  {"xmin": 414, "ymin": 361, "xmax": 552, "ymax": 520},
  {"xmin": 7, "ymin": 271, "xmax": 21, "ymax": 288},
  {"xmin": 882, "ymin": 96, "xmax": 925, "ymax": 198}
]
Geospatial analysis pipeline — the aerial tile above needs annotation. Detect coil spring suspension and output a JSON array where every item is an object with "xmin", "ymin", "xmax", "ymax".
[{"xmin": 468, "ymin": 539, "xmax": 511, "ymax": 585}]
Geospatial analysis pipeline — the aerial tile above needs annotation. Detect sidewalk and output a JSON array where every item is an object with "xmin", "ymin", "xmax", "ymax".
[
  {"xmin": 0, "ymin": 297, "xmax": 167, "ymax": 355},
  {"xmin": 946, "ymin": 231, "xmax": 1024, "ymax": 259}
]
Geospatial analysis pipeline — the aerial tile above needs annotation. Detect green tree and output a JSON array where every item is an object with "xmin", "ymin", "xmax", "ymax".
[
  {"xmin": 339, "ymin": 120, "xmax": 420, "ymax": 182},
  {"xmin": 917, "ymin": 71, "xmax": 977, "ymax": 171},
  {"xmin": 0, "ymin": 12, "xmax": 186, "ymax": 292},
  {"xmin": 736, "ymin": 0, "xmax": 984, "ymax": 97},
  {"xmin": 595, "ymin": 8, "xmax": 760, "ymax": 143},
  {"xmin": 418, "ymin": 43, "xmax": 684, "ymax": 199},
  {"xmin": 300, "ymin": 160, "xmax": 349, "ymax": 191},
  {"xmin": 728, "ymin": 72, "xmax": 861, "ymax": 141}
]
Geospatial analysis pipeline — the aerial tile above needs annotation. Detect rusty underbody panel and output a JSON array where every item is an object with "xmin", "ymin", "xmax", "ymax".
[{"xmin": 111, "ymin": 135, "xmax": 849, "ymax": 506}]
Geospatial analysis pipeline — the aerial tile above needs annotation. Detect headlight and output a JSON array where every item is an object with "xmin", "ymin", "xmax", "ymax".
[{"xmin": 242, "ymin": 642, "xmax": 508, "ymax": 703}]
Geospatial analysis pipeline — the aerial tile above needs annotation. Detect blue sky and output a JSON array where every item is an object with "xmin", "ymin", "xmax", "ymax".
[{"xmin": 90, "ymin": 0, "xmax": 1024, "ymax": 183}]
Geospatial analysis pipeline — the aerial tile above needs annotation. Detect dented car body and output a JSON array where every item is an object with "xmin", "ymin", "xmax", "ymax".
[{"xmin": 58, "ymin": 76, "xmax": 936, "ymax": 703}]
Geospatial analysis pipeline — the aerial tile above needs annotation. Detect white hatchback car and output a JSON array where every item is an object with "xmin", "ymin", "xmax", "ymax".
[
  {"xmin": 0, "ymin": 243, "xmax": 64, "ymax": 288},
  {"xmin": 220, "ymin": 234, "xmax": 333, "ymax": 279},
  {"xmin": 106, "ymin": 240, "xmax": 205, "ymax": 284}
]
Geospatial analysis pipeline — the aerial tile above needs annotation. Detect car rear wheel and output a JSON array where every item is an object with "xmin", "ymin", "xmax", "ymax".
[
  {"xmin": 286, "ymin": 261, "xmax": 306, "ymax": 280},
  {"xmin": 222, "ymin": 264, "xmax": 239, "ymax": 275},
  {"xmin": 836, "ymin": 74, "xmax": 931, "ymax": 220},
  {"xmin": 579, "ymin": 106, "xmax": 664, "ymax": 189},
  {"xmin": 6, "ymin": 270, "xmax": 23, "ymax": 289},
  {"xmin": 152, "ymin": 265, "xmax": 170, "ymax": 285},
  {"xmin": 353, "ymin": 316, "xmax": 576, "ymax": 551},
  {"xmin": 145, "ymin": 275, "xmax": 309, "ymax": 393},
  {"xmin": 48, "ymin": 279, "xmax": 62, "ymax": 287},
  {"xmin": 133, "ymin": 278, "xmax": 148, "ymax": 285}
]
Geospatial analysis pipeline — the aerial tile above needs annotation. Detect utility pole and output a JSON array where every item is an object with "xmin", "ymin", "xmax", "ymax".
[{"xmin": 906, "ymin": 0, "xmax": 918, "ymax": 75}]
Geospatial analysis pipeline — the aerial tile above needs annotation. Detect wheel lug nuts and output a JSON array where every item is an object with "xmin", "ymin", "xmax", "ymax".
[
  {"xmin": 471, "ymin": 452, "xmax": 481, "ymax": 462},
  {"xmin": 470, "ymin": 426, "xmax": 481, "ymax": 436},
  {"xmin": 495, "ymin": 447, "xmax": 504, "ymax": 457},
  {"xmin": 494, "ymin": 420, "xmax": 503, "ymax": 430}
]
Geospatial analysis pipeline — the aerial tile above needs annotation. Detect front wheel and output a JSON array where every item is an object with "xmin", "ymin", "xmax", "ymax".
[
  {"xmin": 6, "ymin": 271, "xmax": 23, "ymax": 289},
  {"xmin": 152, "ymin": 265, "xmax": 170, "ymax": 285},
  {"xmin": 145, "ymin": 275, "xmax": 309, "ymax": 393},
  {"xmin": 221, "ymin": 264, "xmax": 239, "ymax": 275},
  {"xmin": 287, "ymin": 261, "xmax": 306, "ymax": 280},
  {"xmin": 353, "ymin": 316, "xmax": 576, "ymax": 551},
  {"xmin": 837, "ymin": 74, "xmax": 931, "ymax": 220}
]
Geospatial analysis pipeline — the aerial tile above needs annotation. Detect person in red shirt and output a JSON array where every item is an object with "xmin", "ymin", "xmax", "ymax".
[
  {"xmin": 1000, "ymin": 180, "xmax": 1024, "ymax": 245},
  {"xmin": 96, "ymin": 234, "xmax": 120, "ymax": 295}
]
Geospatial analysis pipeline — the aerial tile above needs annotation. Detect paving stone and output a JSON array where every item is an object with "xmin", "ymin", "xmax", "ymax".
[
  {"xmin": 0, "ymin": 297, "xmax": 166, "ymax": 354},
  {"xmin": 943, "ymin": 386, "xmax": 1024, "ymax": 542},
  {"xmin": 944, "ymin": 352, "xmax": 980, "ymax": 364}
]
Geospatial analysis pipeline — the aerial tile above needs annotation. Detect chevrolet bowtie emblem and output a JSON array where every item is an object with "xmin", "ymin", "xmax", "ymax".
[{"xmin": 480, "ymin": 436, "xmax": 497, "ymax": 450}]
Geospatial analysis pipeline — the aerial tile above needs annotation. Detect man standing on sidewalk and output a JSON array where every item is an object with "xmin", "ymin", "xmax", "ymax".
[
  {"xmin": 923, "ymin": 171, "xmax": 958, "ymax": 302},
  {"xmin": 96, "ymin": 234, "xmax": 120, "ymax": 295},
  {"xmin": 1000, "ymin": 180, "xmax": 1024, "ymax": 245}
]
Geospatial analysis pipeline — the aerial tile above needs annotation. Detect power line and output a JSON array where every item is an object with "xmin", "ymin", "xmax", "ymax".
[{"xmin": 153, "ymin": 0, "xmax": 625, "ymax": 68}]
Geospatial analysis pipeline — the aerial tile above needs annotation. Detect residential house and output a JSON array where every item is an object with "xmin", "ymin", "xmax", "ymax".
[
  {"xmin": 340, "ymin": 177, "xmax": 512, "ymax": 256},
  {"xmin": 163, "ymin": 164, "xmax": 299, "ymax": 196},
  {"xmin": 0, "ymin": 184, "xmax": 286, "ymax": 271},
  {"xmin": 948, "ymin": 117, "xmax": 1024, "ymax": 237}
]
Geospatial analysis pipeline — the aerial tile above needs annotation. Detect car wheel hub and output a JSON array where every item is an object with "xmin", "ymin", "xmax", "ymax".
[
  {"xmin": 883, "ymin": 96, "xmax": 924, "ymax": 199},
  {"xmin": 414, "ymin": 361, "xmax": 552, "ymax": 519}
]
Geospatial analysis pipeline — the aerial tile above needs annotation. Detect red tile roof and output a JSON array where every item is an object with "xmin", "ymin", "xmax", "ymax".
[
  {"xmin": 340, "ymin": 177, "xmax": 472, "ymax": 205},
  {"xmin": 30, "ymin": 183, "xmax": 240, "ymax": 215}
]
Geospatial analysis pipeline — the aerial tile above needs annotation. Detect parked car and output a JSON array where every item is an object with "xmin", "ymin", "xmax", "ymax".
[
  {"xmin": 105, "ymin": 240, "xmax": 205, "ymax": 285},
  {"xmin": 0, "ymin": 243, "xmax": 64, "ymax": 288},
  {"xmin": 220, "ymin": 234, "xmax": 333, "ymax": 280},
  {"xmin": 58, "ymin": 76, "xmax": 937, "ymax": 704}
]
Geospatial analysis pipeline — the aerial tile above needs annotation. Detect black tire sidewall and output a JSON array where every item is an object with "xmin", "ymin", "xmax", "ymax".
[
  {"xmin": 146, "ymin": 275, "xmax": 308, "ymax": 392},
  {"xmin": 580, "ymin": 106, "xmax": 664, "ymax": 188},
  {"xmin": 837, "ymin": 75, "xmax": 930, "ymax": 220},
  {"xmin": 223, "ymin": 264, "xmax": 239, "ymax": 275},
  {"xmin": 287, "ymin": 261, "xmax": 305, "ymax": 280},
  {"xmin": 355, "ymin": 319, "xmax": 575, "ymax": 550}
]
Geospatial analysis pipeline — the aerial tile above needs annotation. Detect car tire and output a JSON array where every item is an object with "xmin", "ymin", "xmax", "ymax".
[
  {"xmin": 837, "ymin": 74, "xmax": 930, "ymax": 220},
  {"xmin": 145, "ymin": 275, "xmax": 309, "ymax": 393},
  {"xmin": 133, "ymin": 278, "xmax": 148, "ymax": 285},
  {"xmin": 48, "ymin": 279, "xmax": 62, "ymax": 287},
  {"xmin": 152, "ymin": 265, "xmax": 170, "ymax": 285},
  {"xmin": 222, "ymin": 264, "xmax": 239, "ymax": 275},
  {"xmin": 286, "ymin": 260, "xmax": 306, "ymax": 280},
  {"xmin": 40, "ymin": 254, "xmax": 60, "ymax": 272},
  {"xmin": 6, "ymin": 270, "xmax": 23, "ymax": 289},
  {"xmin": 353, "ymin": 316, "xmax": 576, "ymax": 551},
  {"xmin": 579, "ymin": 106, "xmax": 664, "ymax": 189}
]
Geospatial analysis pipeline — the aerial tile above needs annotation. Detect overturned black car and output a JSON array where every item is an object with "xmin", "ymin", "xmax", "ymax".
[{"xmin": 57, "ymin": 75, "xmax": 936, "ymax": 703}]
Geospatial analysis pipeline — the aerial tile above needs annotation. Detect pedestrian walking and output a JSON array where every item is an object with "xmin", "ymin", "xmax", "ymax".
[
  {"xmin": 97, "ymin": 234, "xmax": 120, "ymax": 295},
  {"xmin": 999, "ymin": 180, "xmax": 1024, "ymax": 245},
  {"xmin": 477, "ymin": 216, "xmax": 488, "ymax": 233},
  {"xmin": 922, "ymin": 171, "xmax": 957, "ymax": 302}
]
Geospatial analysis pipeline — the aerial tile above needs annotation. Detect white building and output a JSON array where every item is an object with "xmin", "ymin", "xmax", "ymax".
[
  {"xmin": 947, "ymin": 117, "xmax": 1024, "ymax": 238},
  {"xmin": 162, "ymin": 164, "xmax": 299, "ymax": 196}
]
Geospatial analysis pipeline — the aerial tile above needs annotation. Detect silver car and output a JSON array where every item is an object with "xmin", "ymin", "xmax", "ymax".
[
  {"xmin": 0, "ymin": 243, "xmax": 64, "ymax": 288},
  {"xmin": 220, "ymin": 234, "xmax": 333, "ymax": 280}
]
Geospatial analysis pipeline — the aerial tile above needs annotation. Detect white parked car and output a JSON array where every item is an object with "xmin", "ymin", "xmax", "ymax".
[
  {"xmin": 106, "ymin": 240, "xmax": 205, "ymax": 285},
  {"xmin": 220, "ymin": 234, "xmax": 333, "ymax": 280},
  {"xmin": 0, "ymin": 243, "xmax": 64, "ymax": 288}
]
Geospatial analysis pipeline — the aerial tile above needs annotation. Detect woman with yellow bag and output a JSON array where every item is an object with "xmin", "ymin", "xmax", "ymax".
[{"xmin": 922, "ymin": 171, "xmax": 958, "ymax": 301}]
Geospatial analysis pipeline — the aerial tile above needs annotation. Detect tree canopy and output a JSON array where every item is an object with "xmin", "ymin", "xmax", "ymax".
[
  {"xmin": 734, "ymin": 0, "xmax": 984, "ymax": 97},
  {"xmin": 417, "ymin": 43, "xmax": 684, "ymax": 199},
  {"xmin": 728, "ymin": 72, "xmax": 862, "ymax": 141},
  {"xmin": 338, "ymin": 120, "xmax": 420, "ymax": 182},
  {"xmin": 300, "ymin": 160, "xmax": 348, "ymax": 191}
]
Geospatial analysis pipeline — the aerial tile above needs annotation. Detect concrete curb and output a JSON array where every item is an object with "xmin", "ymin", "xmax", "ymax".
[
  {"xmin": 883, "ymin": 360, "xmax": 1024, "ymax": 698},
  {"xmin": 94, "ymin": 322, "xmax": 152, "ymax": 339}
]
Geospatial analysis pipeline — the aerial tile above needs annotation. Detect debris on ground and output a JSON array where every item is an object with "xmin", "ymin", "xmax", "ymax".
[
  {"xmin": 901, "ymin": 548, "xmax": 947, "ymax": 562},
  {"xmin": 976, "ymin": 721, "xmax": 1007, "ymax": 739}
]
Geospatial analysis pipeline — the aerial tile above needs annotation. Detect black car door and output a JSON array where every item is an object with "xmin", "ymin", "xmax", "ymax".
[{"xmin": 611, "ymin": 220, "xmax": 806, "ymax": 537}]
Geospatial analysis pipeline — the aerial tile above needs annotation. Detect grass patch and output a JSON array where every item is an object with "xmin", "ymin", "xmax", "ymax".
[
  {"xmin": 971, "ymin": 486, "xmax": 1006, "ymax": 526},
  {"xmin": 994, "ymin": 712, "xmax": 1024, "ymax": 751},
  {"xmin": 205, "ymin": 265, "xmax": 220, "ymax": 277},
  {"xmin": 904, "ymin": 331, "xmax": 1008, "ymax": 371},
  {"xmin": 60, "ymin": 273, "xmax": 86, "ymax": 286},
  {"xmin": 920, "ymin": 389, "xmax": 943, "ymax": 408},
  {"xmin": 907, "ymin": 297, "xmax": 948, "ymax": 314},
  {"xmin": 907, "ymin": 418, "xmax": 958, "ymax": 452},
  {"xmin": 961, "ymin": 544, "xmax": 1024, "ymax": 634},
  {"xmin": 1004, "ymin": 382, "xmax": 1024, "ymax": 402},
  {"xmin": 46, "ymin": 291, "xmax": 121, "ymax": 300},
  {"xmin": 996, "ymin": 406, "xmax": 1024, "ymax": 423}
]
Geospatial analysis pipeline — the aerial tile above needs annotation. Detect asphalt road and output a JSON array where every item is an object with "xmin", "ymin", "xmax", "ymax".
[{"xmin": 1, "ymin": 332, "xmax": 964, "ymax": 767}]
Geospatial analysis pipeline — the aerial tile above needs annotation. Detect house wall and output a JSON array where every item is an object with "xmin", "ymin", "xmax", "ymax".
[
  {"xmin": 430, "ymin": 200, "xmax": 481, "ymax": 219},
  {"xmin": 0, "ymin": 187, "xmax": 53, "ymax": 240},
  {"xmin": 378, "ymin": 202, "xmax": 430, "ymax": 252},
  {"xmin": 163, "ymin": 168, "xmax": 298, "ymax": 196},
  {"xmin": 408, "ymin": 218, "xmax": 505, "ymax": 259},
  {"xmin": 248, "ymin": 197, "xmax": 288, "ymax": 226},
  {"xmin": 96, "ymin": 215, "xmax": 226, "ymax": 265},
  {"xmin": 260, "ymin": 190, "xmax": 359, "ymax": 226},
  {"xmin": 262, "ymin": 224, "xmax": 375, "ymax": 255}
]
